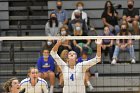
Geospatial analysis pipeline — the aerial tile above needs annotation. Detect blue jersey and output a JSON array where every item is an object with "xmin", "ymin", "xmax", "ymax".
[
  {"xmin": 37, "ymin": 55, "xmax": 55, "ymax": 73},
  {"xmin": 77, "ymin": 57, "xmax": 91, "ymax": 64}
]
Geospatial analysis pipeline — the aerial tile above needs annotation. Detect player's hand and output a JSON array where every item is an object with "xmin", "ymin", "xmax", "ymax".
[
  {"xmin": 60, "ymin": 36, "xmax": 66, "ymax": 43},
  {"xmin": 95, "ymin": 39, "xmax": 102, "ymax": 45},
  {"xmin": 57, "ymin": 40, "xmax": 62, "ymax": 45}
]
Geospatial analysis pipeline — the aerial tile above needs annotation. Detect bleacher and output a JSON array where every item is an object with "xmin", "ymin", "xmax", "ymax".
[{"xmin": 0, "ymin": 0, "xmax": 140, "ymax": 93}]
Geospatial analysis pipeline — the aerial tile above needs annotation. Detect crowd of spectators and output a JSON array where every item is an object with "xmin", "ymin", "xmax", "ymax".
[
  {"xmin": 44, "ymin": 0, "xmax": 139, "ymax": 64},
  {"xmin": 37, "ymin": 0, "xmax": 139, "ymax": 92},
  {"xmin": 3, "ymin": 0, "xmax": 140, "ymax": 93}
]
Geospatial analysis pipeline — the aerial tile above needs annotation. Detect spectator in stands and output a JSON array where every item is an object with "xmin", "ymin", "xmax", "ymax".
[
  {"xmin": 42, "ymin": 40, "xmax": 55, "ymax": 52},
  {"xmin": 3, "ymin": 77, "xmax": 20, "ymax": 93},
  {"xmin": 59, "ymin": 25, "xmax": 69, "ymax": 36},
  {"xmin": 56, "ymin": 49, "xmax": 69, "ymax": 88},
  {"xmin": 69, "ymin": 10, "xmax": 88, "ymax": 35},
  {"xmin": 71, "ymin": 1, "xmax": 88, "ymax": 23},
  {"xmin": 20, "ymin": 67, "xmax": 49, "ymax": 93},
  {"xmin": 72, "ymin": 22, "xmax": 91, "ymax": 57},
  {"xmin": 102, "ymin": 26, "xmax": 114, "ymax": 62},
  {"xmin": 111, "ymin": 21, "xmax": 136, "ymax": 64},
  {"xmin": 52, "ymin": 0, "xmax": 68, "ymax": 25},
  {"xmin": 60, "ymin": 49, "xmax": 69, "ymax": 62},
  {"xmin": 123, "ymin": 0, "xmax": 139, "ymax": 35},
  {"xmin": 58, "ymin": 26, "xmax": 72, "ymax": 55},
  {"xmin": 45, "ymin": 12, "xmax": 62, "ymax": 36},
  {"xmin": 37, "ymin": 49, "xmax": 55, "ymax": 93},
  {"xmin": 101, "ymin": 0, "xmax": 120, "ymax": 35},
  {"xmin": 77, "ymin": 50, "xmax": 94, "ymax": 91}
]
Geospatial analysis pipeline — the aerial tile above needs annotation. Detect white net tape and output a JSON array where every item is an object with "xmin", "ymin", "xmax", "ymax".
[{"xmin": 0, "ymin": 36, "xmax": 140, "ymax": 40}]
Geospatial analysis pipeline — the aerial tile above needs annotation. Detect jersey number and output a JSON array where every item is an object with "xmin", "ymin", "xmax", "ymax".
[{"xmin": 70, "ymin": 74, "xmax": 74, "ymax": 81}]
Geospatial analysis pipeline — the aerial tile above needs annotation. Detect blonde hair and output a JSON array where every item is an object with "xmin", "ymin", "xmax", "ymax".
[
  {"xmin": 60, "ymin": 49, "xmax": 69, "ymax": 62},
  {"xmin": 27, "ymin": 67, "xmax": 38, "ymax": 77},
  {"xmin": 74, "ymin": 22, "xmax": 83, "ymax": 36},
  {"xmin": 3, "ymin": 77, "xmax": 18, "ymax": 92},
  {"xmin": 121, "ymin": 20, "xmax": 129, "ymax": 30}
]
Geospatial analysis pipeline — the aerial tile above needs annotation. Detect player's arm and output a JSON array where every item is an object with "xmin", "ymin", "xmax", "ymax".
[
  {"xmin": 81, "ymin": 39, "xmax": 102, "ymax": 70},
  {"xmin": 96, "ymin": 39, "xmax": 102, "ymax": 58},
  {"xmin": 51, "ymin": 40, "xmax": 61, "ymax": 52},
  {"xmin": 50, "ymin": 40, "xmax": 67, "ymax": 69}
]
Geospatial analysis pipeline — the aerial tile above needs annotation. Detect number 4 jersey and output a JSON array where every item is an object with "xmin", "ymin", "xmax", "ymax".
[{"xmin": 50, "ymin": 50, "xmax": 100, "ymax": 93}]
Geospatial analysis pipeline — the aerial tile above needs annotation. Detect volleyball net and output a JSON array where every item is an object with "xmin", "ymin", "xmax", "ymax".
[
  {"xmin": 0, "ymin": 35, "xmax": 140, "ymax": 92},
  {"xmin": 0, "ymin": 35, "xmax": 139, "ymax": 40}
]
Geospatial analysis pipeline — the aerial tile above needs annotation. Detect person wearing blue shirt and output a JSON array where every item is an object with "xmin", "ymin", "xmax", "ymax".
[
  {"xmin": 37, "ymin": 56, "xmax": 55, "ymax": 73},
  {"xmin": 37, "ymin": 49, "xmax": 55, "ymax": 93},
  {"xmin": 77, "ymin": 56, "xmax": 91, "ymax": 63},
  {"xmin": 77, "ymin": 48, "xmax": 94, "ymax": 91},
  {"xmin": 52, "ymin": 1, "xmax": 68, "ymax": 25},
  {"xmin": 101, "ymin": 26, "xmax": 114, "ymax": 62}
]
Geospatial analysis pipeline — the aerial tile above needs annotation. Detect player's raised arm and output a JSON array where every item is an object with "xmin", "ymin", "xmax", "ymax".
[
  {"xmin": 81, "ymin": 39, "xmax": 102, "ymax": 70},
  {"xmin": 96, "ymin": 39, "xmax": 102, "ymax": 59},
  {"xmin": 50, "ymin": 40, "xmax": 67, "ymax": 69},
  {"xmin": 51, "ymin": 40, "xmax": 62, "ymax": 52}
]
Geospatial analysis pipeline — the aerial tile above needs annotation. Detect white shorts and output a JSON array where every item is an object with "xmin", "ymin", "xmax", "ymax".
[{"xmin": 63, "ymin": 86, "xmax": 86, "ymax": 93}]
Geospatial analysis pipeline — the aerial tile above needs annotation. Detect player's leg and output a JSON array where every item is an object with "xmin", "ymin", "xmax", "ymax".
[
  {"xmin": 85, "ymin": 71, "xmax": 94, "ymax": 91},
  {"xmin": 48, "ymin": 71, "xmax": 55, "ymax": 93},
  {"xmin": 59, "ymin": 73, "xmax": 64, "ymax": 87},
  {"xmin": 38, "ymin": 72, "xmax": 48, "ymax": 79},
  {"xmin": 56, "ymin": 65, "xmax": 64, "ymax": 87},
  {"xmin": 42, "ymin": 72, "xmax": 49, "ymax": 79}
]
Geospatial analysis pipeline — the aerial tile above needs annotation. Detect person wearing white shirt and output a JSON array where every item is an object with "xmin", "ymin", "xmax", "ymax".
[
  {"xmin": 71, "ymin": 1, "xmax": 88, "ymax": 23},
  {"xmin": 50, "ymin": 39, "xmax": 102, "ymax": 93},
  {"xmin": 20, "ymin": 67, "xmax": 49, "ymax": 93}
]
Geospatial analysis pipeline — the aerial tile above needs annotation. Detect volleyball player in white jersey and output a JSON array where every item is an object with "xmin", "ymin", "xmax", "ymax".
[
  {"xmin": 50, "ymin": 39, "xmax": 101, "ymax": 93},
  {"xmin": 20, "ymin": 67, "xmax": 48, "ymax": 93}
]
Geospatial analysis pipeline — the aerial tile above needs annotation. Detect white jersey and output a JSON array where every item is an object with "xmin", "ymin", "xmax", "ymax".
[
  {"xmin": 51, "ymin": 50, "xmax": 99, "ymax": 93},
  {"xmin": 20, "ymin": 77, "xmax": 48, "ymax": 93}
]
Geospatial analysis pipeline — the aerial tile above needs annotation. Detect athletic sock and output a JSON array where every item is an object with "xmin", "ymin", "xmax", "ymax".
[
  {"xmin": 49, "ymin": 86, "xmax": 54, "ymax": 93},
  {"xmin": 87, "ymin": 81, "xmax": 94, "ymax": 90}
]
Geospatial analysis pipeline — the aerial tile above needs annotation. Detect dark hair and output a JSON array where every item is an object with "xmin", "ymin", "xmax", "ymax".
[
  {"xmin": 104, "ymin": 1, "xmax": 116, "ymax": 16},
  {"xmin": 40, "ymin": 45, "xmax": 51, "ymax": 56},
  {"xmin": 119, "ymin": 22, "xmax": 129, "ymax": 43},
  {"xmin": 56, "ymin": 0, "xmax": 63, "ymax": 4},
  {"xmin": 3, "ymin": 77, "xmax": 18, "ymax": 92},
  {"xmin": 76, "ymin": 1, "xmax": 84, "ymax": 7},
  {"xmin": 27, "ymin": 67, "xmax": 38, "ymax": 77},
  {"xmin": 82, "ymin": 47, "xmax": 88, "ymax": 55},
  {"xmin": 60, "ymin": 26, "xmax": 68, "ymax": 36},
  {"xmin": 120, "ymin": 22, "xmax": 129, "ymax": 36},
  {"xmin": 49, "ymin": 13, "xmax": 58, "ymax": 27}
]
